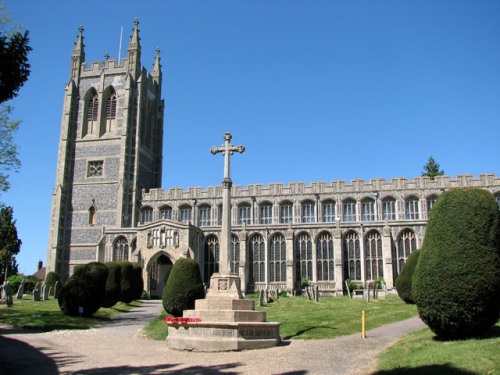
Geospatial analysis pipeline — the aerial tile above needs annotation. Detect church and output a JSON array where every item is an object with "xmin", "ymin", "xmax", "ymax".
[{"xmin": 46, "ymin": 21, "xmax": 500, "ymax": 298}]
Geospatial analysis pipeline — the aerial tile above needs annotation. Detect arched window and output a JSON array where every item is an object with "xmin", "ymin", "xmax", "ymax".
[
  {"xmin": 269, "ymin": 233, "xmax": 286, "ymax": 282},
  {"xmin": 88, "ymin": 203, "xmax": 96, "ymax": 225},
  {"xmin": 113, "ymin": 236, "xmax": 129, "ymax": 261},
  {"xmin": 248, "ymin": 234, "xmax": 265, "ymax": 286},
  {"xmin": 238, "ymin": 203, "xmax": 251, "ymax": 225},
  {"xmin": 101, "ymin": 88, "xmax": 117, "ymax": 135},
  {"xmin": 316, "ymin": 232, "xmax": 334, "ymax": 281},
  {"xmin": 280, "ymin": 201, "xmax": 293, "ymax": 224},
  {"xmin": 141, "ymin": 206, "xmax": 153, "ymax": 224},
  {"xmin": 83, "ymin": 89, "xmax": 98, "ymax": 137},
  {"xmin": 179, "ymin": 205, "xmax": 192, "ymax": 223},
  {"xmin": 361, "ymin": 198, "xmax": 375, "ymax": 221},
  {"xmin": 405, "ymin": 196, "xmax": 420, "ymax": 220},
  {"xmin": 295, "ymin": 233, "xmax": 312, "ymax": 282},
  {"xmin": 343, "ymin": 231, "xmax": 361, "ymax": 281},
  {"xmin": 231, "ymin": 235, "xmax": 240, "ymax": 273},
  {"xmin": 343, "ymin": 198, "xmax": 357, "ymax": 222},
  {"xmin": 382, "ymin": 197, "xmax": 396, "ymax": 220},
  {"xmin": 301, "ymin": 201, "xmax": 315, "ymax": 223},
  {"xmin": 159, "ymin": 205, "xmax": 172, "ymax": 220},
  {"xmin": 426, "ymin": 194, "xmax": 438, "ymax": 217},
  {"xmin": 259, "ymin": 202, "xmax": 273, "ymax": 224},
  {"xmin": 204, "ymin": 235, "xmax": 220, "ymax": 283},
  {"xmin": 364, "ymin": 230, "xmax": 383, "ymax": 280},
  {"xmin": 393, "ymin": 229, "xmax": 417, "ymax": 282},
  {"xmin": 322, "ymin": 200, "xmax": 336, "ymax": 222},
  {"xmin": 198, "ymin": 205, "xmax": 211, "ymax": 227}
]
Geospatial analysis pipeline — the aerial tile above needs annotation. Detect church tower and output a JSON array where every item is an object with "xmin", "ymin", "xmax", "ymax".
[{"xmin": 46, "ymin": 20, "xmax": 164, "ymax": 279}]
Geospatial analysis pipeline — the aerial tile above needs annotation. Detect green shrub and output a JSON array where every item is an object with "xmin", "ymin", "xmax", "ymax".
[
  {"xmin": 119, "ymin": 261, "xmax": 134, "ymax": 303},
  {"xmin": 162, "ymin": 257, "xmax": 205, "ymax": 317},
  {"xmin": 132, "ymin": 262, "xmax": 144, "ymax": 300},
  {"xmin": 413, "ymin": 188, "xmax": 500, "ymax": 338},
  {"xmin": 45, "ymin": 271, "xmax": 60, "ymax": 288},
  {"xmin": 102, "ymin": 262, "xmax": 121, "ymax": 308},
  {"xmin": 58, "ymin": 262, "xmax": 108, "ymax": 317},
  {"xmin": 7, "ymin": 274, "xmax": 39, "ymax": 294},
  {"xmin": 344, "ymin": 279, "xmax": 359, "ymax": 295},
  {"xmin": 395, "ymin": 249, "xmax": 421, "ymax": 304}
]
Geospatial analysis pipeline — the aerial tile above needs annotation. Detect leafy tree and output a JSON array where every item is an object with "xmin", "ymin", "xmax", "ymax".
[
  {"xmin": 0, "ymin": 106, "xmax": 20, "ymax": 193},
  {"xmin": 0, "ymin": 206, "xmax": 21, "ymax": 281},
  {"xmin": 422, "ymin": 156, "xmax": 444, "ymax": 180}
]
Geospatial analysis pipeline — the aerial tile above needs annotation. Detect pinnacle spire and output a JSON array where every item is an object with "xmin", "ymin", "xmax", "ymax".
[
  {"xmin": 72, "ymin": 26, "xmax": 85, "ymax": 60},
  {"xmin": 128, "ymin": 18, "xmax": 141, "ymax": 52}
]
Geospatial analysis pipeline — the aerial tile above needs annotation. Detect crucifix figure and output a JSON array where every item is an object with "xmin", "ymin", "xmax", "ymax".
[{"xmin": 210, "ymin": 132, "xmax": 245, "ymax": 275}]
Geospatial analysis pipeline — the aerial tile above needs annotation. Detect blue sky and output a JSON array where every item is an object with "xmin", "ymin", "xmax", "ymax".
[{"xmin": 3, "ymin": 1, "xmax": 500, "ymax": 275}]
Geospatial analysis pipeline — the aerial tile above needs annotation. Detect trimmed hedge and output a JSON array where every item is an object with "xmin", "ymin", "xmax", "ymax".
[
  {"xmin": 119, "ymin": 261, "xmax": 134, "ymax": 304},
  {"xmin": 102, "ymin": 262, "xmax": 121, "ymax": 308},
  {"xmin": 44, "ymin": 271, "xmax": 60, "ymax": 288},
  {"xmin": 58, "ymin": 262, "xmax": 108, "ymax": 317},
  {"xmin": 162, "ymin": 257, "xmax": 205, "ymax": 317},
  {"xmin": 413, "ymin": 188, "xmax": 500, "ymax": 338},
  {"xmin": 132, "ymin": 263, "xmax": 144, "ymax": 300},
  {"xmin": 395, "ymin": 249, "xmax": 421, "ymax": 304}
]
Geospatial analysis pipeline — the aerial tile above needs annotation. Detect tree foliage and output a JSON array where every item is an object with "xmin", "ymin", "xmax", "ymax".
[
  {"xmin": 0, "ymin": 206, "xmax": 21, "ymax": 281},
  {"xmin": 413, "ymin": 188, "xmax": 500, "ymax": 338},
  {"xmin": 44, "ymin": 271, "xmax": 60, "ymax": 288},
  {"xmin": 395, "ymin": 249, "xmax": 421, "ymax": 304},
  {"xmin": 0, "ymin": 105, "xmax": 20, "ymax": 193},
  {"xmin": 422, "ymin": 156, "xmax": 444, "ymax": 180}
]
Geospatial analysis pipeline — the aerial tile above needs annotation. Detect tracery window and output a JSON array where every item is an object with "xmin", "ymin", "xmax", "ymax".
[
  {"xmin": 259, "ymin": 203, "xmax": 273, "ymax": 224},
  {"xmin": 364, "ymin": 230, "xmax": 383, "ymax": 280},
  {"xmin": 248, "ymin": 234, "xmax": 265, "ymax": 285},
  {"xmin": 343, "ymin": 231, "xmax": 361, "ymax": 281},
  {"xmin": 204, "ymin": 235, "xmax": 220, "ymax": 283},
  {"xmin": 280, "ymin": 202, "xmax": 293, "ymax": 224},
  {"xmin": 231, "ymin": 235, "xmax": 240, "ymax": 273},
  {"xmin": 322, "ymin": 200, "xmax": 336, "ymax": 223},
  {"xmin": 316, "ymin": 232, "xmax": 334, "ymax": 281},
  {"xmin": 113, "ymin": 236, "xmax": 129, "ymax": 261},
  {"xmin": 393, "ymin": 229, "xmax": 417, "ymax": 281},
  {"xmin": 295, "ymin": 233, "xmax": 312, "ymax": 282},
  {"xmin": 405, "ymin": 196, "xmax": 420, "ymax": 220},
  {"xmin": 426, "ymin": 195, "xmax": 438, "ymax": 216},
  {"xmin": 238, "ymin": 203, "xmax": 252, "ymax": 225},
  {"xmin": 87, "ymin": 160, "xmax": 103, "ymax": 177},
  {"xmin": 361, "ymin": 198, "xmax": 375, "ymax": 221},
  {"xmin": 343, "ymin": 199, "xmax": 357, "ymax": 222},
  {"xmin": 382, "ymin": 197, "xmax": 396, "ymax": 220},
  {"xmin": 301, "ymin": 201, "xmax": 315, "ymax": 223},
  {"xmin": 198, "ymin": 205, "xmax": 211, "ymax": 227},
  {"xmin": 141, "ymin": 207, "xmax": 153, "ymax": 223},
  {"xmin": 83, "ymin": 89, "xmax": 99, "ymax": 136},
  {"xmin": 269, "ymin": 233, "xmax": 286, "ymax": 282},
  {"xmin": 159, "ymin": 206, "xmax": 172, "ymax": 220},
  {"xmin": 179, "ymin": 206, "xmax": 192, "ymax": 223}
]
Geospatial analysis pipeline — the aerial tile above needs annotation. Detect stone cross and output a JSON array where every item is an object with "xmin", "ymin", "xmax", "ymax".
[{"xmin": 211, "ymin": 133, "xmax": 245, "ymax": 273}]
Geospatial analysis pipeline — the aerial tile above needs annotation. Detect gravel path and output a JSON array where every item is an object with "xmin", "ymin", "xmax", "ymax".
[{"xmin": 0, "ymin": 300, "xmax": 425, "ymax": 374}]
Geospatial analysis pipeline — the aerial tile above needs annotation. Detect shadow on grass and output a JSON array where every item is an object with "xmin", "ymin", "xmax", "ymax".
[
  {"xmin": 372, "ymin": 364, "xmax": 477, "ymax": 374},
  {"xmin": 283, "ymin": 325, "xmax": 337, "ymax": 340},
  {"xmin": 72, "ymin": 362, "xmax": 243, "ymax": 374},
  {"xmin": 431, "ymin": 324, "xmax": 500, "ymax": 342}
]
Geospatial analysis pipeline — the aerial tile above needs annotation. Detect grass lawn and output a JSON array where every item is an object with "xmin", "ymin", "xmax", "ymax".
[
  {"xmin": 0, "ymin": 296, "xmax": 141, "ymax": 331},
  {"xmin": 375, "ymin": 323, "xmax": 500, "ymax": 375},
  {"xmin": 142, "ymin": 295, "xmax": 418, "ymax": 341}
]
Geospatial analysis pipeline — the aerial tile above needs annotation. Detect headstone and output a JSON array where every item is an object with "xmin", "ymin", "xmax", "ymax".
[
  {"xmin": 49, "ymin": 286, "xmax": 54, "ymax": 297},
  {"xmin": 16, "ymin": 280, "xmax": 25, "ymax": 299},
  {"xmin": 259, "ymin": 289, "xmax": 265, "ymax": 306},
  {"xmin": 265, "ymin": 289, "xmax": 269, "ymax": 303},
  {"xmin": 54, "ymin": 281, "xmax": 61, "ymax": 298},
  {"xmin": 276, "ymin": 288, "xmax": 280, "ymax": 301},
  {"xmin": 43, "ymin": 285, "xmax": 50, "ymax": 300},
  {"xmin": 305, "ymin": 286, "xmax": 312, "ymax": 300},
  {"xmin": 2, "ymin": 281, "xmax": 13, "ymax": 306},
  {"xmin": 33, "ymin": 283, "xmax": 41, "ymax": 301},
  {"xmin": 315, "ymin": 285, "xmax": 319, "ymax": 302}
]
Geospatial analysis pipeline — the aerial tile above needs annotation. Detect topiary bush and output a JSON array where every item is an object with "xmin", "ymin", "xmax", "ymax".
[
  {"xmin": 131, "ymin": 262, "xmax": 144, "ymax": 301},
  {"xmin": 413, "ymin": 188, "xmax": 500, "ymax": 338},
  {"xmin": 119, "ymin": 261, "xmax": 134, "ymax": 304},
  {"xmin": 395, "ymin": 249, "xmax": 421, "ymax": 304},
  {"xmin": 44, "ymin": 271, "xmax": 60, "ymax": 288},
  {"xmin": 162, "ymin": 257, "xmax": 205, "ymax": 317},
  {"xmin": 102, "ymin": 262, "xmax": 121, "ymax": 308},
  {"xmin": 58, "ymin": 262, "xmax": 108, "ymax": 317}
]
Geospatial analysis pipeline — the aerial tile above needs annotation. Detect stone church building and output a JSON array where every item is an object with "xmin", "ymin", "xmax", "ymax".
[{"xmin": 46, "ymin": 21, "xmax": 500, "ymax": 298}]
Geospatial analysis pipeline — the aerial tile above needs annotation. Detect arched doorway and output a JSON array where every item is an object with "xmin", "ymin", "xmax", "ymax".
[{"xmin": 148, "ymin": 254, "xmax": 173, "ymax": 299}]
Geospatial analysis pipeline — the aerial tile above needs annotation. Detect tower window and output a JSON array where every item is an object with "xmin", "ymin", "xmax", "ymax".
[
  {"xmin": 83, "ymin": 91, "xmax": 99, "ymax": 136},
  {"xmin": 87, "ymin": 161, "xmax": 103, "ymax": 177}
]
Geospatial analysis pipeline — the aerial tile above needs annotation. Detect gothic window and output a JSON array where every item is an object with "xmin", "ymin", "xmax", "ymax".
[
  {"xmin": 364, "ymin": 230, "xmax": 383, "ymax": 280},
  {"xmin": 405, "ymin": 196, "xmax": 420, "ymax": 220},
  {"xmin": 343, "ymin": 198, "xmax": 357, "ymax": 222},
  {"xmin": 279, "ymin": 201, "xmax": 293, "ymax": 224},
  {"xmin": 87, "ymin": 160, "xmax": 103, "ymax": 177},
  {"xmin": 316, "ymin": 232, "xmax": 334, "ymax": 281},
  {"xmin": 83, "ymin": 89, "xmax": 99, "ymax": 136},
  {"xmin": 249, "ymin": 234, "xmax": 265, "ymax": 285},
  {"xmin": 179, "ymin": 205, "xmax": 192, "ymax": 223},
  {"xmin": 301, "ymin": 201, "xmax": 315, "ymax": 223},
  {"xmin": 238, "ymin": 203, "xmax": 252, "ymax": 225},
  {"xmin": 361, "ymin": 198, "xmax": 375, "ymax": 221},
  {"xmin": 113, "ymin": 236, "xmax": 129, "ymax": 261},
  {"xmin": 322, "ymin": 200, "xmax": 336, "ymax": 223},
  {"xmin": 198, "ymin": 205, "xmax": 211, "ymax": 227},
  {"xmin": 159, "ymin": 205, "xmax": 172, "ymax": 220},
  {"xmin": 102, "ymin": 88, "xmax": 117, "ymax": 135},
  {"xmin": 382, "ymin": 197, "xmax": 396, "ymax": 220},
  {"xmin": 231, "ymin": 235, "xmax": 240, "ymax": 273},
  {"xmin": 269, "ymin": 233, "xmax": 286, "ymax": 282},
  {"xmin": 204, "ymin": 235, "xmax": 219, "ymax": 283},
  {"xmin": 141, "ymin": 207, "xmax": 153, "ymax": 223},
  {"xmin": 295, "ymin": 233, "xmax": 312, "ymax": 282},
  {"xmin": 343, "ymin": 231, "xmax": 361, "ymax": 281},
  {"xmin": 88, "ymin": 204, "xmax": 96, "ymax": 225},
  {"xmin": 393, "ymin": 229, "xmax": 417, "ymax": 282},
  {"xmin": 259, "ymin": 202, "xmax": 273, "ymax": 224},
  {"xmin": 426, "ymin": 195, "xmax": 438, "ymax": 216}
]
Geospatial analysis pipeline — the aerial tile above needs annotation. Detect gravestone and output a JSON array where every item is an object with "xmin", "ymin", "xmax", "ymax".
[
  {"xmin": 16, "ymin": 280, "xmax": 25, "ymax": 299},
  {"xmin": 306, "ymin": 286, "xmax": 312, "ymax": 300},
  {"xmin": 54, "ymin": 281, "xmax": 61, "ymax": 298},
  {"xmin": 315, "ymin": 285, "xmax": 319, "ymax": 302},
  {"xmin": 33, "ymin": 283, "xmax": 41, "ymax": 301},
  {"xmin": 43, "ymin": 285, "xmax": 50, "ymax": 300},
  {"xmin": 259, "ymin": 289, "xmax": 265, "ymax": 306},
  {"xmin": 276, "ymin": 288, "xmax": 280, "ymax": 301}
]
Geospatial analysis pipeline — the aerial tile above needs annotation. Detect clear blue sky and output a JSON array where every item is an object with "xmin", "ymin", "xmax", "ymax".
[{"xmin": 3, "ymin": 1, "xmax": 500, "ymax": 275}]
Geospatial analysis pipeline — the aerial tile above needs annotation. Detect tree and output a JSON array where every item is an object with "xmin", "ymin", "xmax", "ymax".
[
  {"xmin": 0, "ymin": 106, "xmax": 20, "ymax": 193},
  {"xmin": 422, "ymin": 156, "xmax": 444, "ymax": 180},
  {"xmin": 413, "ymin": 188, "xmax": 500, "ymax": 338},
  {"xmin": 0, "ymin": 206, "xmax": 21, "ymax": 281}
]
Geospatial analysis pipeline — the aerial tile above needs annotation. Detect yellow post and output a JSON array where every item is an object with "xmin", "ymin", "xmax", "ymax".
[{"xmin": 361, "ymin": 310, "xmax": 366, "ymax": 338}]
